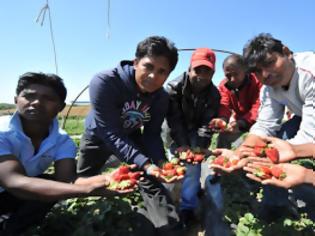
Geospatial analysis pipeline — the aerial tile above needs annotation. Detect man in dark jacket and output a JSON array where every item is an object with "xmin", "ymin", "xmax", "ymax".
[
  {"xmin": 77, "ymin": 36, "xmax": 181, "ymax": 235},
  {"xmin": 166, "ymin": 48, "xmax": 220, "ymax": 228}
]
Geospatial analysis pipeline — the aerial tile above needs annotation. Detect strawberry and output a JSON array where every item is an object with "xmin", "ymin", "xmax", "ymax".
[
  {"xmin": 112, "ymin": 171, "xmax": 121, "ymax": 181},
  {"xmin": 128, "ymin": 172, "xmax": 141, "ymax": 180},
  {"xmin": 254, "ymin": 145, "xmax": 266, "ymax": 157},
  {"xmin": 187, "ymin": 150, "xmax": 194, "ymax": 159},
  {"xmin": 163, "ymin": 162, "xmax": 174, "ymax": 170},
  {"xmin": 216, "ymin": 120, "xmax": 226, "ymax": 131},
  {"xmin": 231, "ymin": 159, "xmax": 239, "ymax": 166},
  {"xmin": 224, "ymin": 161, "xmax": 231, "ymax": 168},
  {"xmin": 270, "ymin": 166, "xmax": 286, "ymax": 180},
  {"xmin": 118, "ymin": 165, "xmax": 130, "ymax": 175},
  {"xmin": 194, "ymin": 153, "xmax": 205, "ymax": 162},
  {"xmin": 253, "ymin": 166, "xmax": 272, "ymax": 179},
  {"xmin": 213, "ymin": 155, "xmax": 228, "ymax": 166},
  {"xmin": 265, "ymin": 147, "xmax": 279, "ymax": 163},
  {"xmin": 128, "ymin": 179, "xmax": 137, "ymax": 187},
  {"xmin": 186, "ymin": 157, "xmax": 193, "ymax": 163},
  {"xmin": 112, "ymin": 173, "xmax": 129, "ymax": 182}
]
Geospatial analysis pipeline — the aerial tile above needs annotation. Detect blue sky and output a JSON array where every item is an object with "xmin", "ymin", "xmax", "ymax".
[{"xmin": 1, "ymin": 0, "xmax": 314, "ymax": 104}]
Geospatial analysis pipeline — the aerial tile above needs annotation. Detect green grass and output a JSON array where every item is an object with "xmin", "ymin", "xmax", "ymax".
[{"xmin": 59, "ymin": 116, "xmax": 85, "ymax": 136}]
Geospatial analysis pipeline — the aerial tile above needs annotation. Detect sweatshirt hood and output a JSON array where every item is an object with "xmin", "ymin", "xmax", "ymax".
[{"xmin": 117, "ymin": 60, "xmax": 138, "ymax": 92}]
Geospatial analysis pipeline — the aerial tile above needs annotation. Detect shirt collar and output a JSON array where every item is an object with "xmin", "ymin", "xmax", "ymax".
[{"xmin": 9, "ymin": 111, "xmax": 59, "ymax": 137}]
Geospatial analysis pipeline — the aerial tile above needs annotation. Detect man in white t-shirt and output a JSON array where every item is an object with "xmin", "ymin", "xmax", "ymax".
[{"xmin": 239, "ymin": 33, "xmax": 315, "ymax": 221}]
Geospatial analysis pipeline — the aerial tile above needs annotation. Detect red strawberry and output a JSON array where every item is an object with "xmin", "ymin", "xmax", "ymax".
[
  {"xmin": 163, "ymin": 162, "xmax": 174, "ymax": 170},
  {"xmin": 224, "ymin": 161, "xmax": 231, "ymax": 168},
  {"xmin": 187, "ymin": 150, "xmax": 194, "ymax": 159},
  {"xmin": 128, "ymin": 172, "xmax": 141, "ymax": 180},
  {"xmin": 118, "ymin": 165, "xmax": 130, "ymax": 175},
  {"xmin": 253, "ymin": 145, "xmax": 266, "ymax": 157},
  {"xmin": 112, "ymin": 171, "xmax": 121, "ymax": 181},
  {"xmin": 213, "ymin": 155, "xmax": 228, "ymax": 166},
  {"xmin": 270, "ymin": 166, "xmax": 286, "ymax": 180},
  {"xmin": 113, "ymin": 173, "xmax": 130, "ymax": 182},
  {"xmin": 128, "ymin": 179, "xmax": 137, "ymax": 187},
  {"xmin": 194, "ymin": 153, "xmax": 205, "ymax": 162},
  {"xmin": 217, "ymin": 120, "xmax": 226, "ymax": 131},
  {"xmin": 265, "ymin": 147, "xmax": 279, "ymax": 163},
  {"xmin": 231, "ymin": 159, "xmax": 239, "ymax": 166},
  {"xmin": 254, "ymin": 166, "xmax": 272, "ymax": 179}
]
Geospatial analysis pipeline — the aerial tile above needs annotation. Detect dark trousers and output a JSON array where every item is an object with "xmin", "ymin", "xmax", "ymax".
[
  {"xmin": 77, "ymin": 132, "xmax": 180, "ymax": 235},
  {"xmin": 0, "ymin": 175, "xmax": 56, "ymax": 235}
]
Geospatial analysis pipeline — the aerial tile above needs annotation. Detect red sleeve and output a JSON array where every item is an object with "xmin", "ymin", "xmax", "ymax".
[{"xmin": 218, "ymin": 79, "xmax": 232, "ymax": 120}]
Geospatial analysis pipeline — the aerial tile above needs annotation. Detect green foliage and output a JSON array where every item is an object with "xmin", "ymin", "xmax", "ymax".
[
  {"xmin": 59, "ymin": 116, "xmax": 85, "ymax": 135},
  {"xmin": 26, "ymin": 193, "xmax": 145, "ymax": 236},
  {"xmin": 0, "ymin": 103, "xmax": 15, "ymax": 110},
  {"xmin": 236, "ymin": 213, "xmax": 263, "ymax": 236},
  {"xmin": 291, "ymin": 158, "xmax": 315, "ymax": 170}
]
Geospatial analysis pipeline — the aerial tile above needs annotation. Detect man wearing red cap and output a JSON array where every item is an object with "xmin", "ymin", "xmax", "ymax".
[{"xmin": 165, "ymin": 48, "xmax": 220, "ymax": 228}]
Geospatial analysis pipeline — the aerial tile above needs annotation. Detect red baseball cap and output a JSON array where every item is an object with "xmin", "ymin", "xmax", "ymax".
[{"xmin": 190, "ymin": 48, "xmax": 216, "ymax": 71}]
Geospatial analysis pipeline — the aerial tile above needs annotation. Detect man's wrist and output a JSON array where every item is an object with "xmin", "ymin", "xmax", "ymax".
[
  {"xmin": 144, "ymin": 163, "xmax": 158, "ymax": 175},
  {"xmin": 304, "ymin": 168, "xmax": 315, "ymax": 187},
  {"xmin": 292, "ymin": 144, "xmax": 314, "ymax": 159}
]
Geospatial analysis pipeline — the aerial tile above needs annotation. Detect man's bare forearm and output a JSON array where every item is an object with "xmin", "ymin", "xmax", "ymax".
[{"xmin": 292, "ymin": 143, "xmax": 315, "ymax": 159}]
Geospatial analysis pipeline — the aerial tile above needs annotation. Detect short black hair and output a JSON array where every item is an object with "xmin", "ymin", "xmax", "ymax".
[
  {"xmin": 16, "ymin": 72, "xmax": 67, "ymax": 103},
  {"xmin": 223, "ymin": 54, "xmax": 247, "ymax": 71},
  {"xmin": 243, "ymin": 33, "xmax": 284, "ymax": 71},
  {"xmin": 135, "ymin": 36, "xmax": 178, "ymax": 71}
]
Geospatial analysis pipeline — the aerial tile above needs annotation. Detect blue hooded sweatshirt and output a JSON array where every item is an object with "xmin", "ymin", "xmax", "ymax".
[{"xmin": 85, "ymin": 60, "xmax": 169, "ymax": 168}]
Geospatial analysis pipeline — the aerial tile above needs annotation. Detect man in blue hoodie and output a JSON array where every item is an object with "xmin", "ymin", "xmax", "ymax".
[{"xmin": 77, "ymin": 36, "xmax": 181, "ymax": 235}]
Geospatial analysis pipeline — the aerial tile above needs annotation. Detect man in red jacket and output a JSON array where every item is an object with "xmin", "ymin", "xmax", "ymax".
[{"xmin": 210, "ymin": 54, "xmax": 262, "ymax": 148}]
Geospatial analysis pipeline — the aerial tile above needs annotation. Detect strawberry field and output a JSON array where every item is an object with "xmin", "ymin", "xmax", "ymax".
[{"xmin": 21, "ymin": 116, "xmax": 315, "ymax": 235}]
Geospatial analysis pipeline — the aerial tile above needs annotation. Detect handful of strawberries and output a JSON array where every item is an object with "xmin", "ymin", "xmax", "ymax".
[
  {"xmin": 159, "ymin": 158, "xmax": 186, "ymax": 179},
  {"xmin": 208, "ymin": 119, "xmax": 227, "ymax": 133},
  {"xmin": 210, "ymin": 155, "xmax": 239, "ymax": 168},
  {"xmin": 109, "ymin": 165, "xmax": 141, "ymax": 190},
  {"xmin": 253, "ymin": 165, "xmax": 287, "ymax": 180},
  {"xmin": 178, "ymin": 149, "xmax": 206, "ymax": 164},
  {"xmin": 253, "ymin": 144, "xmax": 280, "ymax": 163}
]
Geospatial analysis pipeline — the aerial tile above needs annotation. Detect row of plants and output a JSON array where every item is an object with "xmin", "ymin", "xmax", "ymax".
[{"xmin": 23, "ymin": 118, "xmax": 315, "ymax": 235}]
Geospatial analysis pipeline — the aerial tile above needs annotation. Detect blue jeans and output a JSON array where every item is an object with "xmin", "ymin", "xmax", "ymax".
[
  {"xmin": 179, "ymin": 162, "xmax": 217, "ymax": 210},
  {"xmin": 180, "ymin": 164, "xmax": 224, "ymax": 211},
  {"xmin": 204, "ymin": 175, "xmax": 231, "ymax": 236},
  {"xmin": 180, "ymin": 163, "xmax": 201, "ymax": 210},
  {"xmin": 262, "ymin": 116, "xmax": 301, "ymax": 207}
]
